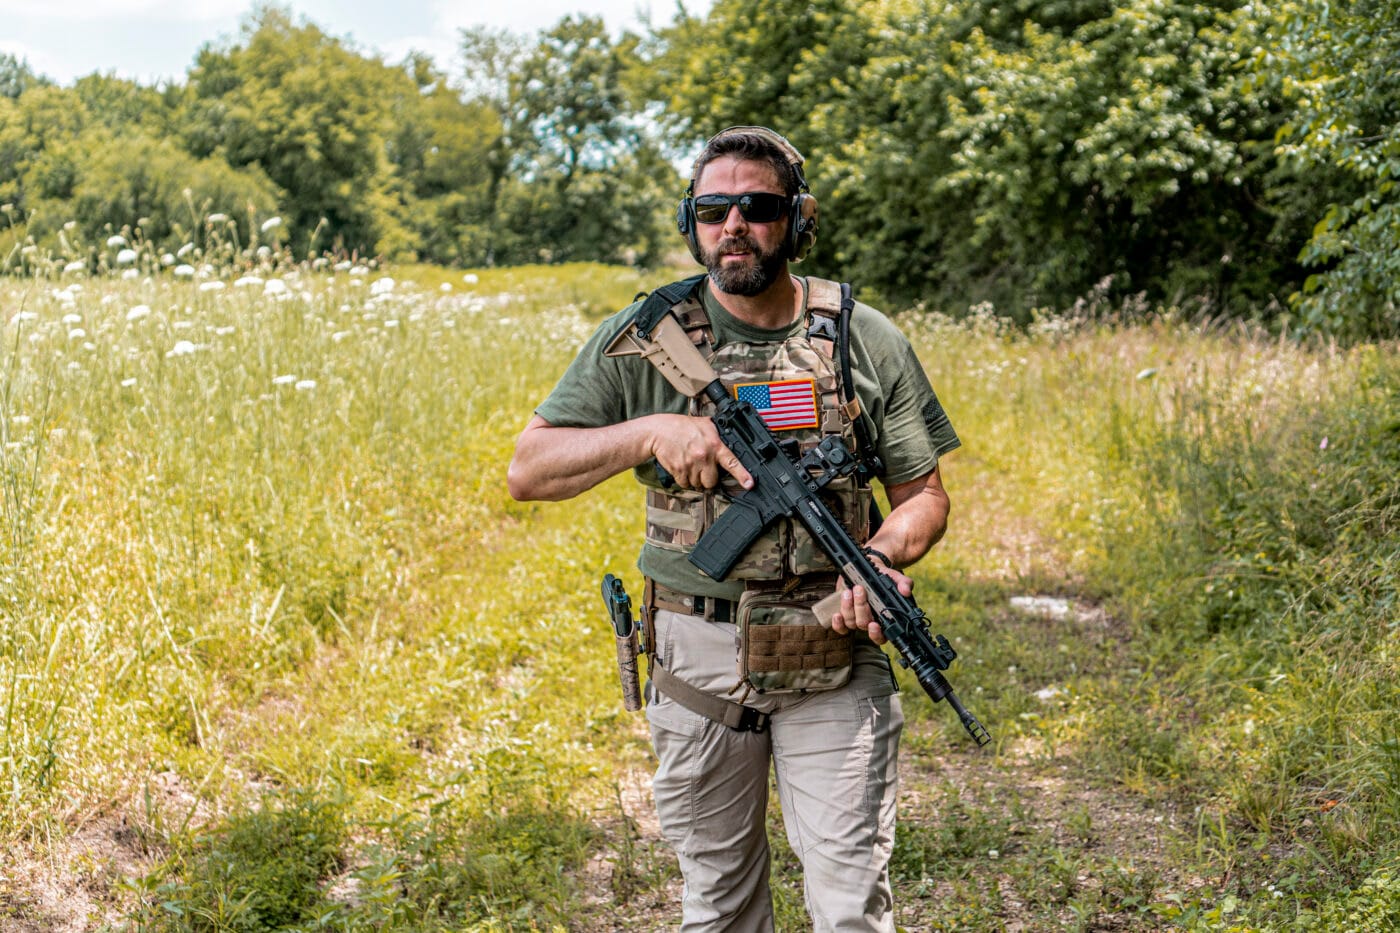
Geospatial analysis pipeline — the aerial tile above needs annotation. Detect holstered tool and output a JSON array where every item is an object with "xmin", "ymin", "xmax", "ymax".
[{"xmin": 602, "ymin": 574, "xmax": 644, "ymax": 711}]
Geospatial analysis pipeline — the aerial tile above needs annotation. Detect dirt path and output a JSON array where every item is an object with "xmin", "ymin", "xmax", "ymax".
[{"xmin": 575, "ymin": 597, "xmax": 1195, "ymax": 932}]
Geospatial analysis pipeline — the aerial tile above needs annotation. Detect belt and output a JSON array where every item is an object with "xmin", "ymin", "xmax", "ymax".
[{"xmin": 648, "ymin": 581, "xmax": 738, "ymax": 624}]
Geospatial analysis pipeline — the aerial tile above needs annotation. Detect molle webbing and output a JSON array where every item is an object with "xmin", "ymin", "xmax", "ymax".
[{"xmin": 745, "ymin": 623, "xmax": 852, "ymax": 673}]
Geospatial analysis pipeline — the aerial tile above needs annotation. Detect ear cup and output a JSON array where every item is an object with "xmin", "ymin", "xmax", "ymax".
[
  {"xmin": 789, "ymin": 192, "xmax": 819, "ymax": 262},
  {"xmin": 676, "ymin": 198, "xmax": 703, "ymax": 263}
]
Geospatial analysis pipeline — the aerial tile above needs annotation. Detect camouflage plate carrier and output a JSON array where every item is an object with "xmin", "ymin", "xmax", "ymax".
[{"xmin": 641, "ymin": 276, "xmax": 873, "ymax": 696}]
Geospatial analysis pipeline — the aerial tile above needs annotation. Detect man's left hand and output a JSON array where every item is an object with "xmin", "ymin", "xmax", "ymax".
[{"xmin": 828, "ymin": 560, "xmax": 913, "ymax": 646}]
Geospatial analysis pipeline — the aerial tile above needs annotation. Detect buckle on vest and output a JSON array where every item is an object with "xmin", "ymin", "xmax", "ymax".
[{"xmin": 737, "ymin": 706, "xmax": 771, "ymax": 734}]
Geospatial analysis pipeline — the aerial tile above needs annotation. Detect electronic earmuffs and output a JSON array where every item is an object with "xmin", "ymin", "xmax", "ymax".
[{"xmin": 676, "ymin": 126, "xmax": 819, "ymax": 265}]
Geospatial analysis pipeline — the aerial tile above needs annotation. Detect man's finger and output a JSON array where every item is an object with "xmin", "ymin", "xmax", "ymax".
[{"xmin": 718, "ymin": 444, "xmax": 754, "ymax": 489}]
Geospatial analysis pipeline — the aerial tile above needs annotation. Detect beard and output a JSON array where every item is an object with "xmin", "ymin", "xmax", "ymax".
[{"xmin": 703, "ymin": 235, "xmax": 788, "ymax": 297}]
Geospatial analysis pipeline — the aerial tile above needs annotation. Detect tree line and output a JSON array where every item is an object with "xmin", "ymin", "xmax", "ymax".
[{"xmin": 1, "ymin": 0, "xmax": 1394, "ymax": 338}]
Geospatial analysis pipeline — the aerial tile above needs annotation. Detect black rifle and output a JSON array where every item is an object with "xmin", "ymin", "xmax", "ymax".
[{"xmin": 673, "ymin": 379, "xmax": 991, "ymax": 746}]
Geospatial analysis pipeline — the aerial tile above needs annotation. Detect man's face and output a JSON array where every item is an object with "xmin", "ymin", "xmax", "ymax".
[{"xmin": 692, "ymin": 155, "xmax": 789, "ymax": 297}]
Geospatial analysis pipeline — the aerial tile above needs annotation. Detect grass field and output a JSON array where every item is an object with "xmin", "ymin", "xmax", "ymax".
[{"xmin": 0, "ymin": 259, "xmax": 1395, "ymax": 930}]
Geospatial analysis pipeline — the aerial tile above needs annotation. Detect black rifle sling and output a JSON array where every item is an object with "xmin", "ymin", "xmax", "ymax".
[{"xmin": 835, "ymin": 283, "xmax": 886, "ymax": 532}]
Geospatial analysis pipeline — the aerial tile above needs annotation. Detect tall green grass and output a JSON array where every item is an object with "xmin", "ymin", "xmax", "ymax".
[
  {"xmin": 899, "ymin": 304, "xmax": 1398, "ymax": 927},
  {"xmin": 0, "ymin": 258, "xmax": 1394, "ymax": 929}
]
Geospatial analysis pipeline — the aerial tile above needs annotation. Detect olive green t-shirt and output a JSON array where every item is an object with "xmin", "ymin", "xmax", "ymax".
[{"xmin": 535, "ymin": 278, "xmax": 960, "ymax": 598}]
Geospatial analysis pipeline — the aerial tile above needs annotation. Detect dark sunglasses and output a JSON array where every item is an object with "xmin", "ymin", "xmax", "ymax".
[{"xmin": 692, "ymin": 192, "xmax": 788, "ymax": 225}]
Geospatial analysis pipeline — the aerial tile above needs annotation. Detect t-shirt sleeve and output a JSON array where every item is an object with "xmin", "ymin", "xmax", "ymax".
[
  {"xmin": 857, "ymin": 309, "xmax": 961, "ymax": 486},
  {"xmin": 534, "ymin": 309, "xmax": 636, "ymax": 428}
]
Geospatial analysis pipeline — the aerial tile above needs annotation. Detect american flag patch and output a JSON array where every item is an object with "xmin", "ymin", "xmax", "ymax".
[{"xmin": 734, "ymin": 379, "xmax": 819, "ymax": 431}]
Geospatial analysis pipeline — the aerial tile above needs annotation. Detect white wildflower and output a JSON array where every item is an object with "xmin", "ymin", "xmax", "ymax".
[
  {"xmin": 272, "ymin": 374, "xmax": 297, "ymax": 385},
  {"xmin": 234, "ymin": 276, "xmax": 264, "ymax": 288},
  {"xmin": 122, "ymin": 269, "xmax": 139, "ymax": 280},
  {"xmin": 214, "ymin": 326, "xmax": 235, "ymax": 336},
  {"xmin": 176, "ymin": 242, "xmax": 195, "ymax": 258},
  {"xmin": 463, "ymin": 273, "xmax": 479, "ymax": 284},
  {"xmin": 116, "ymin": 248, "xmax": 137, "ymax": 264},
  {"xmin": 67, "ymin": 328, "xmax": 86, "ymax": 340},
  {"xmin": 174, "ymin": 264, "xmax": 196, "ymax": 278},
  {"xmin": 370, "ymin": 277, "xmax": 395, "ymax": 296},
  {"xmin": 331, "ymin": 331, "xmax": 351, "ymax": 342},
  {"xmin": 206, "ymin": 213, "xmax": 228, "ymax": 224},
  {"xmin": 106, "ymin": 235, "xmax": 127, "ymax": 248},
  {"xmin": 160, "ymin": 253, "xmax": 176, "ymax": 266},
  {"xmin": 294, "ymin": 379, "xmax": 316, "ymax": 391},
  {"xmin": 256, "ymin": 245, "xmax": 271, "ymax": 259},
  {"xmin": 1136, "ymin": 368, "xmax": 1158, "ymax": 381},
  {"xmin": 63, "ymin": 260, "xmax": 85, "ymax": 274},
  {"xmin": 126, "ymin": 305, "xmax": 151, "ymax": 321},
  {"xmin": 440, "ymin": 283, "xmax": 452, "ymax": 292},
  {"xmin": 384, "ymin": 320, "xmax": 399, "ymax": 328},
  {"xmin": 260, "ymin": 216, "xmax": 282, "ymax": 232},
  {"xmin": 121, "ymin": 378, "xmax": 137, "ymax": 387},
  {"xmin": 264, "ymin": 279, "xmax": 288, "ymax": 296},
  {"xmin": 62, "ymin": 313, "xmax": 82, "ymax": 324},
  {"xmin": 199, "ymin": 281, "xmax": 225, "ymax": 292},
  {"xmin": 11, "ymin": 311, "xmax": 38, "ymax": 323},
  {"xmin": 167, "ymin": 340, "xmax": 197, "ymax": 356},
  {"xmin": 349, "ymin": 265, "xmax": 368, "ymax": 276},
  {"xmin": 11, "ymin": 415, "xmax": 30, "ymax": 425},
  {"xmin": 333, "ymin": 260, "xmax": 352, "ymax": 272}
]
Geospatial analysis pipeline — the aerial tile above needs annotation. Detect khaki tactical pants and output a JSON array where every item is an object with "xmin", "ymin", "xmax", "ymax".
[{"xmin": 646, "ymin": 609, "xmax": 904, "ymax": 932}]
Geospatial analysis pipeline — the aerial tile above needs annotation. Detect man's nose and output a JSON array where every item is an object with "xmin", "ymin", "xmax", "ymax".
[{"xmin": 721, "ymin": 204, "xmax": 749, "ymax": 235}]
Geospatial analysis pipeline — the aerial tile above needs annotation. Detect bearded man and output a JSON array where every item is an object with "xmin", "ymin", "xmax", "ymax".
[{"xmin": 509, "ymin": 126, "xmax": 960, "ymax": 932}]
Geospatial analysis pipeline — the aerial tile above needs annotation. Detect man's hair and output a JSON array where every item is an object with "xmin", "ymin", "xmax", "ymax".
[{"xmin": 690, "ymin": 130, "xmax": 802, "ymax": 198}]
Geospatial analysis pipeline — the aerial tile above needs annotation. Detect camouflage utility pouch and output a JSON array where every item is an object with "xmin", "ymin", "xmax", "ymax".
[{"xmin": 736, "ymin": 577, "xmax": 853, "ymax": 694}]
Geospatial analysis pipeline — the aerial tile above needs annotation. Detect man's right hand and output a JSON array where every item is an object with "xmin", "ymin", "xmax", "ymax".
[{"xmin": 647, "ymin": 414, "xmax": 754, "ymax": 491}]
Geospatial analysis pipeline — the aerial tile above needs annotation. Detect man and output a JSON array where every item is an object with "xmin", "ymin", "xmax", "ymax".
[{"xmin": 508, "ymin": 126, "xmax": 959, "ymax": 931}]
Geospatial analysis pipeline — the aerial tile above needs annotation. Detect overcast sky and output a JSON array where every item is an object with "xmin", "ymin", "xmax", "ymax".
[{"xmin": 1, "ymin": 0, "xmax": 710, "ymax": 87}]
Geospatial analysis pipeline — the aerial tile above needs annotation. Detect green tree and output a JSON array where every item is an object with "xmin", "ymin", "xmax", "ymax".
[
  {"xmin": 1270, "ymin": 0, "xmax": 1400, "ymax": 338},
  {"xmin": 385, "ymin": 52, "xmax": 504, "ymax": 265},
  {"xmin": 182, "ymin": 5, "xmax": 410, "ymax": 256},
  {"xmin": 0, "ymin": 53, "xmax": 47, "ymax": 100},
  {"xmin": 469, "ymin": 15, "xmax": 676, "ymax": 265},
  {"xmin": 649, "ymin": 0, "xmax": 872, "ymax": 158}
]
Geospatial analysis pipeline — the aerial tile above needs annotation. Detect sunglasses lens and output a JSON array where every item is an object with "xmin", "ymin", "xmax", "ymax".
[
  {"xmin": 738, "ymin": 193, "xmax": 784, "ymax": 223},
  {"xmin": 693, "ymin": 196, "xmax": 732, "ymax": 224},
  {"xmin": 693, "ymin": 193, "xmax": 787, "ymax": 224}
]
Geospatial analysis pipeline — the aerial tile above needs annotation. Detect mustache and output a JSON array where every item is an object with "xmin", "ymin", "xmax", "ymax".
[{"xmin": 716, "ymin": 235, "xmax": 761, "ymax": 254}]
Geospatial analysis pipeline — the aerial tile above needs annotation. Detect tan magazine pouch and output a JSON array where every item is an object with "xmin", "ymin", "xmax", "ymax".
[{"xmin": 737, "ymin": 578, "xmax": 853, "ymax": 694}]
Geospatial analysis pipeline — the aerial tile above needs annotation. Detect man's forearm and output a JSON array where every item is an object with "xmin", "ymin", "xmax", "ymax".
[
  {"xmin": 507, "ymin": 416, "xmax": 656, "ymax": 501},
  {"xmin": 866, "ymin": 469, "xmax": 949, "ymax": 568}
]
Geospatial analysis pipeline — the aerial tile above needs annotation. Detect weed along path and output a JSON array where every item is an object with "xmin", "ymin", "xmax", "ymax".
[{"xmin": 576, "ymin": 592, "xmax": 1195, "ymax": 933}]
